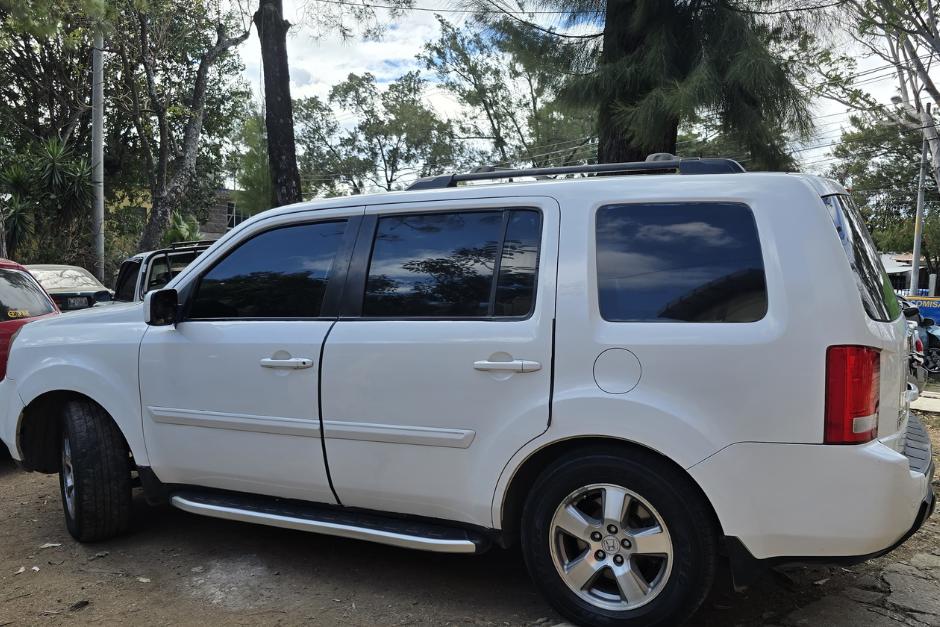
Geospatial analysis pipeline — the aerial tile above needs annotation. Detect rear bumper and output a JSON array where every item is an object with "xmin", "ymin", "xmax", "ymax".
[
  {"xmin": 690, "ymin": 414, "xmax": 934, "ymax": 566},
  {"xmin": 725, "ymin": 482, "xmax": 934, "ymax": 588}
]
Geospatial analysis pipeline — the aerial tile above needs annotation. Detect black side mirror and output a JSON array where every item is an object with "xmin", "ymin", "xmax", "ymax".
[
  {"xmin": 922, "ymin": 317, "xmax": 935, "ymax": 327},
  {"xmin": 93, "ymin": 290, "xmax": 112, "ymax": 303},
  {"xmin": 145, "ymin": 288, "xmax": 178, "ymax": 326},
  {"xmin": 903, "ymin": 306, "xmax": 920, "ymax": 318}
]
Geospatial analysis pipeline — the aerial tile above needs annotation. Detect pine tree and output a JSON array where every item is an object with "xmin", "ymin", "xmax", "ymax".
[{"xmin": 479, "ymin": 0, "xmax": 814, "ymax": 167}]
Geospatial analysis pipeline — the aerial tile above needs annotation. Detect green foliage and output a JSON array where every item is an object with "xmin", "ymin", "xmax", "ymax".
[
  {"xmin": 0, "ymin": 0, "xmax": 249, "ymax": 270},
  {"xmin": 296, "ymin": 72, "xmax": 471, "ymax": 195},
  {"xmin": 422, "ymin": 17, "xmax": 594, "ymax": 167},
  {"xmin": 162, "ymin": 211, "xmax": 202, "ymax": 246},
  {"xmin": 234, "ymin": 111, "xmax": 273, "ymax": 215},
  {"xmin": 0, "ymin": 137, "xmax": 92, "ymax": 260},
  {"xmin": 827, "ymin": 114, "xmax": 940, "ymax": 272},
  {"xmin": 469, "ymin": 0, "xmax": 816, "ymax": 166}
]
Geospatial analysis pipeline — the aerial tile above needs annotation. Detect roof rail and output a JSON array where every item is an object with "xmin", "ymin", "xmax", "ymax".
[
  {"xmin": 168, "ymin": 239, "xmax": 217, "ymax": 249},
  {"xmin": 406, "ymin": 157, "xmax": 745, "ymax": 191}
]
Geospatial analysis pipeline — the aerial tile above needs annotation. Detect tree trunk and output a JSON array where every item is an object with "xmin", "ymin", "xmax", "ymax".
[
  {"xmin": 255, "ymin": 0, "xmax": 303, "ymax": 207},
  {"xmin": 597, "ymin": 1, "xmax": 679, "ymax": 164},
  {"xmin": 140, "ymin": 193, "xmax": 171, "ymax": 251}
]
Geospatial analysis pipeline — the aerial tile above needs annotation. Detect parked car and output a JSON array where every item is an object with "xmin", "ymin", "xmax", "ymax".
[
  {"xmin": 26, "ymin": 264, "xmax": 112, "ymax": 311},
  {"xmin": 112, "ymin": 240, "xmax": 214, "ymax": 302},
  {"xmin": 0, "ymin": 158, "xmax": 934, "ymax": 627},
  {"xmin": 0, "ymin": 259, "xmax": 57, "ymax": 380}
]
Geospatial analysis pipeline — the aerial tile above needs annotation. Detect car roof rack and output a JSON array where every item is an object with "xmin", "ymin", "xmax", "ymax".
[
  {"xmin": 168, "ymin": 239, "xmax": 217, "ymax": 249},
  {"xmin": 406, "ymin": 156, "xmax": 745, "ymax": 191}
]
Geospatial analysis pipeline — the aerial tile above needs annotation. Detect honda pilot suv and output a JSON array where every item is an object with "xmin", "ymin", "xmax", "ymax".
[{"xmin": 0, "ymin": 158, "xmax": 933, "ymax": 627}]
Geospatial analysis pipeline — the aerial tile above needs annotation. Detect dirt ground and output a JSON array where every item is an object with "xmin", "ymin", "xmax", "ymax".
[{"xmin": 0, "ymin": 419, "xmax": 938, "ymax": 627}]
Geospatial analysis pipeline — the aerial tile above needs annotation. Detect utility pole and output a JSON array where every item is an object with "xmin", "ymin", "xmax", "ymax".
[
  {"xmin": 91, "ymin": 31, "xmax": 105, "ymax": 282},
  {"xmin": 910, "ymin": 102, "xmax": 931, "ymax": 294}
]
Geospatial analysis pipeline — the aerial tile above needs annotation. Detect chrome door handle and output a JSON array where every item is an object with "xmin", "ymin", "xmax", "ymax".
[
  {"xmin": 473, "ymin": 359, "xmax": 541, "ymax": 373},
  {"xmin": 260, "ymin": 357, "xmax": 314, "ymax": 370}
]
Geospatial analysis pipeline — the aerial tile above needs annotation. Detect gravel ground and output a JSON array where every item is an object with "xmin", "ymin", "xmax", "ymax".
[{"xmin": 0, "ymin": 418, "xmax": 937, "ymax": 627}]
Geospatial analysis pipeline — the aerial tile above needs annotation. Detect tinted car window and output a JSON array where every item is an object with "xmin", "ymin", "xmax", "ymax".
[
  {"xmin": 363, "ymin": 209, "xmax": 541, "ymax": 318},
  {"xmin": 0, "ymin": 269, "xmax": 56, "ymax": 321},
  {"xmin": 596, "ymin": 202, "xmax": 767, "ymax": 322},
  {"xmin": 189, "ymin": 221, "xmax": 347, "ymax": 318},
  {"xmin": 147, "ymin": 250, "xmax": 203, "ymax": 293},
  {"xmin": 113, "ymin": 260, "xmax": 141, "ymax": 302},
  {"xmin": 824, "ymin": 194, "xmax": 900, "ymax": 322},
  {"xmin": 495, "ymin": 210, "xmax": 541, "ymax": 316}
]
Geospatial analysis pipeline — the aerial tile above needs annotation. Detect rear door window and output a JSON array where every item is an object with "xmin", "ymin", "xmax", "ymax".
[
  {"xmin": 0, "ymin": 269, "xmax": 56, "ymax": 321},
  {"xmin": 362, "ymin": 209, "xmax": 542, "ymax": 318},
  {"xmin": 596, "ymin": 202, "xmax": 767, "ymax": 322},
  {"xmin": 823, "ymin": 194, "xmax": 900, "ymax": 322}
]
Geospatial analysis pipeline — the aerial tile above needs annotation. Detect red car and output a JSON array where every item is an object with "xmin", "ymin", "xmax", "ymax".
[{"xmin": 0, "ymin": 259, "xmax": 58, "ymax": 380}]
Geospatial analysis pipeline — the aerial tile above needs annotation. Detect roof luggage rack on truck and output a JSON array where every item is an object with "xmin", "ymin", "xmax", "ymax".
[{"xmin": 406, "ymin": 156, "xmax": 746, "ymax": 191}]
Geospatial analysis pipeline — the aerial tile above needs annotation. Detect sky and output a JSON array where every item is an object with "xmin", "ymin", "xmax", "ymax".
[{"xmin": 234, "ymin": 1, "xmax": 909, "ymax": 176}]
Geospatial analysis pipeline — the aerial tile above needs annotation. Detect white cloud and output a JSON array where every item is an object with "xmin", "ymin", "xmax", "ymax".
[{"xmin": 237, "ymin": 1, "xmax": 445, "ymax": 104}]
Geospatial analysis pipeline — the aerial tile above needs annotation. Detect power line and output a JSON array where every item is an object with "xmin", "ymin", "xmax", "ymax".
[{"xmin": 309, "ymin": 0, "xmax": 603, "ymax": 15}]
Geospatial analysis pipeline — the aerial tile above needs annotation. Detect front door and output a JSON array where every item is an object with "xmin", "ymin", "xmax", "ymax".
[
  {"xmin": 140, "ymin": 209, "xmax": 361, "ymax": 503},
  {"xmin": 321, "ymin": 196, "xmax": 559, "ymax": 525}
]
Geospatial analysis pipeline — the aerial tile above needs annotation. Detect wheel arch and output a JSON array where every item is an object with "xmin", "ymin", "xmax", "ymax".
[
  {"xmin": 494, "ymin": 436, "xmax": 723, "ymax": 547},
  {"xmin": 16, "ymin": 364, "xmax": 147, "ymax": 472}
]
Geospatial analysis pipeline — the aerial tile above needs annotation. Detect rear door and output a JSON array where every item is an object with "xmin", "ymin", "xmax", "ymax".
[{"xmin": 320, "ymin": 196, "xmax": 559, "ymax": 524}]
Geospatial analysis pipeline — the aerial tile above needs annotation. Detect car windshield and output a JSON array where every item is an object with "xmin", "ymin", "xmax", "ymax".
[
  {"xmin": 29, "ymin": 266, "xmax": 103, "ymax": 292},
  {"xmin": 0, "ymin": 269, "xmax": 56, "ymax": 321}
]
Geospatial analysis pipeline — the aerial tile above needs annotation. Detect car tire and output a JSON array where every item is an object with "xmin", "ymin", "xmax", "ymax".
[
  {"xmin": 520, "ymin": 446, "xmax": 718, "ymax": 627},
  {"xmin": 59, "ymin": 399, "xmax": 132, "ymax": 542}
]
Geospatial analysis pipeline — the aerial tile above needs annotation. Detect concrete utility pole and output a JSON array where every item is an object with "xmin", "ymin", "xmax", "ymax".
[
  {"xmin": 910, "ymin": 102, "xmax": 931, "ymax": 294},
  {"xmin": 91, "ymin": 31, "xmax": 105, "ymax": 281}
]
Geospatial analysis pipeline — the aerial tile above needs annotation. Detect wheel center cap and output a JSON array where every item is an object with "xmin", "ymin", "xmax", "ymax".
[{"xmin": 602, "ymin": 535, "xmax": 619, "ymax": 553}]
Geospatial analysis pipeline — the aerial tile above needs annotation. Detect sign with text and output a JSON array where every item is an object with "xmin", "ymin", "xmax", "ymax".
[{"xmin": 907, "ymin": 296, "xmax": 940, "ymax": 321}]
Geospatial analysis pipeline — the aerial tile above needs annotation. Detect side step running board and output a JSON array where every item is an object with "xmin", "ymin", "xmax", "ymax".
[{"xmin": 170, "ymin": 491, "xmax": 487, "ymax": 554}]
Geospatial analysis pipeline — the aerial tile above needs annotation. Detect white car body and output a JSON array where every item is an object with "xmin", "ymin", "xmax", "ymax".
[{"xmin": 0, "ymin": 170, "xmax": 933, "ymax": 596}]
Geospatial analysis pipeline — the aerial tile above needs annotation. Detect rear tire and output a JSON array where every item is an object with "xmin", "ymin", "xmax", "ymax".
[
  {"xmin": 520, "ymin": 446, "xmax": 717, "ymax": 626},
  {"xmin": 59, "ymin": 400, "xmax": 132, "ymax": 542}
]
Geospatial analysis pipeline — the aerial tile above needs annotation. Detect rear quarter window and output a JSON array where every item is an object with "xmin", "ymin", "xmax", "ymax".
[
  {"xmin": 823, "ymin": 194, "xmax": 900, "ymax": 322},
  {"xmin": 596, "ymin": 202, "xmax": 768, "ymax": 322}
]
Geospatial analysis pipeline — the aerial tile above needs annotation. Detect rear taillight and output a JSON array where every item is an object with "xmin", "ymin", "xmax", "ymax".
[
  {"xmin": 915, "ymin": 337, "xmax": 924, "ymax": 353},
  {"xmin": 825, "ymin": 345, "xmax": 880, "ymax": 444}
]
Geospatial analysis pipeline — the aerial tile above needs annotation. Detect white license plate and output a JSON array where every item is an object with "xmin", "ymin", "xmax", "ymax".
[{"xmin": 67, "ymin": 297, "xmax": 88, "ymax": 309}]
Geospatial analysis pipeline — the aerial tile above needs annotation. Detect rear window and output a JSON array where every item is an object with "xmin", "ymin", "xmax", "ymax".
[
  {"xmin": 146, "ymin": 251, "xmax": 202, "ymax": 293},
  {"xmin": 28, "ymin": 267, "xmax": 102, "ymax": 291},
  {"xmin": 824, "ymin": 195, "xmax": 900, "ymax": 322},
  {"xmin": 596, "ymin": 202, "xmax": 768, "ymax": 322},
  {"xmin": 0, "ymin": 269, "xmax": 55, "ymax": 321},
  {"xmin": 113, "ymin": 259, "xmax": 141, "ymax": 302}
]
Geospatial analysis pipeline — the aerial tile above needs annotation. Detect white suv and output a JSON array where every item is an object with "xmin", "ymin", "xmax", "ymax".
[{"xmin": 0, "ymin": 159, "xmax": 933, "ymax": 627}]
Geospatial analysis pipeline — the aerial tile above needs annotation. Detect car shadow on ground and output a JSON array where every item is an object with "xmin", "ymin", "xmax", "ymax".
[
  {"xmin": 111, "ymin": 491, "xmax": 827, "ymax": 626},
  {"xmin": 0, "ymin": 449, "xmax": 17, "ymax": 476}
]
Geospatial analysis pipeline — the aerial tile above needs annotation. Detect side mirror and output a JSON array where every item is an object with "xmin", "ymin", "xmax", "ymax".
[
  {"xmin": 93, "ymin": 290, "xmax": 112, "ymax": 303},
  {"xmin": 144, "ymin": 288, "xmax": 178, "ymax": 326},
  {"xmin": 903, "ymin": 306, "xmax": 920, "ymax": 318},
  {"xmin": 922, "ymin": 317, "xmax": 935, "ymax": 327}
]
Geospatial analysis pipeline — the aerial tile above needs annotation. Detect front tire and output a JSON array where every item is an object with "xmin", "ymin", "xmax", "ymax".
[
  {"xmin": 59, "ymin": 400, "xmax": 132, "ymax": 542},
  {"xmin": 520, "ymin": 446, "xmax": 717, "ymax": 626}
]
